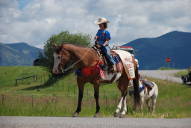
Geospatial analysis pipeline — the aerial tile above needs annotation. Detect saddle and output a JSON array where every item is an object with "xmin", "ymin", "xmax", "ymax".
[
  {"xmin": 141, "ymin": 80, "xmax": 154, "ymax": 94},
  {"xmin": 92, "ymin": 45, "xmax": 104, "ymax": 61},
  {"xmin": 142, "ymin": 80, "xmax": 154, "ymax": 88},
  {"xmin": 92, "ymin": 45, "xmax": 121, "ymax": 72}
]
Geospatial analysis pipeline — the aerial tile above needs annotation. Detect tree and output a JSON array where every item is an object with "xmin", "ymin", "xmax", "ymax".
[{"xmin": 42, "ymin": 31, "xmax": 91, "ymax": 68}]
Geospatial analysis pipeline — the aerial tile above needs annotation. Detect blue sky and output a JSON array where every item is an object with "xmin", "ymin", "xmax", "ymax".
[
  {"xmin": 18, "ymin": 0, "xmax": 31, "ymax": 9},
  {"xmin": 0, "ymin": 0, "xmax": 191, "ymax": 48}
]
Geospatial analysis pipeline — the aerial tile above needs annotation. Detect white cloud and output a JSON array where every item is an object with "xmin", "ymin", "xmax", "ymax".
[{"xmin": 0, "ymin": 0, "xmax": 191, "ymax": 48}]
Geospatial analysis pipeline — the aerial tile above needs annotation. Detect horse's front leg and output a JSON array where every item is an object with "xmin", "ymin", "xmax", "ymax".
[
  {"xmin": 93, "ymin": 83, "xmax": 100, "ymax": 117},
  {"xmin": 73, "ymin": 77, "xmax": 85, "ymax": 117}
]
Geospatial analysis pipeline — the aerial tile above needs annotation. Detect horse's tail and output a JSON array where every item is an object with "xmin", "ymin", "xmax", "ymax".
[{"xmin": 133, "ymin": 65, "xmax": 140, "ymax": 110}]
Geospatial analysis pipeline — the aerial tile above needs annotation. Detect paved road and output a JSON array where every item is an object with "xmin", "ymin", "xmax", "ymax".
[
  {"xmin": 140, "ymin": 70, "xmax": 183, "ymax": 83},
  {"xmin": 0, "ymin": 116, "xmax": 191, "ymax": 128}
]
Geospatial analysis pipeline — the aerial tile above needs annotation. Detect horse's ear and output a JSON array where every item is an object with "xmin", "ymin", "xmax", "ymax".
[
  {"xmin": 52, "ymin": 44, "xmax": 62, "ymax": 54},
  {"xmin": 52, "ymin": 44, "xmax": 58, "ymax": 49}
]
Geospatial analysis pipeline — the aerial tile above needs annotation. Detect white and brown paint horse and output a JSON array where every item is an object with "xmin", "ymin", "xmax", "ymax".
[
  {"xmin": 139, "ymin": 80, "xmax": 158, "ymax": 113},
  {"xmin": 52, "ymin": 43, "xmax": 140, "ymax": 117}
]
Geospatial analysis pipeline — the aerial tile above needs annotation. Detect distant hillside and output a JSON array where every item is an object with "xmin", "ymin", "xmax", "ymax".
[
  {"xmin": 0, "ymin": 42, "xmax": 43, "ymax": 66},
  {"xmin": 123, "ymin": 31, "xmax": 191, "ymax": 69}
]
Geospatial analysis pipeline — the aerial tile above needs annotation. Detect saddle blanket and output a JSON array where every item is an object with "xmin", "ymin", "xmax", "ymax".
[{"xmin": 112, "ymin": 50, "xmax": 135, "ymax": 79}]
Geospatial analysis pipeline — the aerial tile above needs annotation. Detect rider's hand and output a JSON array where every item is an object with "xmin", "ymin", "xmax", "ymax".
[
  {"xmin": 103, "ymin": 41, "xmax": 109, "ymax": 46},
  {"xmin": 95, "ymin": 41, "xmax": 101, "ymax": 48},
  {"xmin": 96, "ymin": 44, "xmax": 101, "ymax": 48},
  {"xmin": 94, "ymin": 36, "xmax": 98, "ymax": 40}
]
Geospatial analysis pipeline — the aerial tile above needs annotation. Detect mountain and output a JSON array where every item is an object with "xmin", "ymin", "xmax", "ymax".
[
  {"xmin": 0, "ymin": 42, "xmax": 43, "ymax": 66},
  {"xmin": 123, "ymin": 31, "xmax": 191, "ymax": 69}
]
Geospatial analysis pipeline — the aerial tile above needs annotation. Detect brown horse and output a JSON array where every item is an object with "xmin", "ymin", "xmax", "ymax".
[{"xmin": 52, "ymin": 43, "xmax": 140, "ymax": 117}]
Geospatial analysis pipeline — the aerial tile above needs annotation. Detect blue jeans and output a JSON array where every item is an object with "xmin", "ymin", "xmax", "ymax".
[{"xmin": 100, "ymin": 46, "xmax": 115, "ymax": 65}]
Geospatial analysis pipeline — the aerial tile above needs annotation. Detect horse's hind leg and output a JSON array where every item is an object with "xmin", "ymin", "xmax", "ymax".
[
  {"xmin": 151, "ymin": 97, "xmax": 157, "ymax": 113},
  {"xmin": 114, "ymin": 96, "xmax": 123, "ymax": 116},
  {"xmin": 73, "ymin": 77, "xmax": 85, "ymax": 117},
  {"xmin": 120, "ymin": 95, "xmax": 127, "ymax": 117},
  {"xmin": 114, "ymin": 95, "xmax": 128, "ymax": 118},
  {"xmin": 114, "ymin": 74, "xmax": 129, "ymax": 118},
  {"xmin": 146, "ymin": 99, "xmax": 151, "ymax": 112}
]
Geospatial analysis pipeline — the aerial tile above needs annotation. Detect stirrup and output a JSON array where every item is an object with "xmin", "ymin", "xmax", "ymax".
[
  {"xmin": 100, "ymin": 64, "xmax": 108, "ymax": 71},
  {"xmin": 108, "ymin": 65, "xmax": 115, "ymax": 72}
]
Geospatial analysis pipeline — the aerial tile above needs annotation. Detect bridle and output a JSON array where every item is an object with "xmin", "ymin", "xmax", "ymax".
[{"xmin": 57, "ymin": 48, "xmax": 91, "ymax": 74}]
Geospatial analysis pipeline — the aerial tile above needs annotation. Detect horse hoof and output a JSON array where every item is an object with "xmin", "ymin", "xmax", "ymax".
[
  {"xmin": 119, "ymin": 114, "xmax": 125, "ymax": 118},
  {"xmin": 114, "ymin": 112, "xmax": 119, "ymax": 117},
  {"xmin": 72, "ymin": 112, "xmax": 79, "ymax": 117},
  {"xmin": 94, "ymin": 112, "xmax": 100, "ymax": 117}
]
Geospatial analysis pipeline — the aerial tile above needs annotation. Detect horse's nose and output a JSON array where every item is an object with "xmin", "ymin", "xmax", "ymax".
[{"xmin": 52, "ymin": 69, "xmax": 58, "ymax": 74}]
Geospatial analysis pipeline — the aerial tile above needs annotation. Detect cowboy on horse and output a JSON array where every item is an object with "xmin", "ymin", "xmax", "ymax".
[
  {"xmin": 94, "ymin": 17, "xmax": 116, "ymax": 71},
  {"xmin": 51, "ymin": 17, "xmax": 141, "ymax": 117}
]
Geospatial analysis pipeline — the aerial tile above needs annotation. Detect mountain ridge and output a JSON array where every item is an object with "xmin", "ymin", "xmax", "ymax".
[
  {"xmin": 0, "ymin": 42, "xmax": 43, "ymax": 66},
  {"xmin": 123, "ymin": 31, "xmax": 191, "ymax": 69}
]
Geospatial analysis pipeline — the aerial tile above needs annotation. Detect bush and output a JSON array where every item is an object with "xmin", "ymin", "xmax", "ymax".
[{"xmin": 158, "ymin": 67, "xmax": 175, "ymax": 70}]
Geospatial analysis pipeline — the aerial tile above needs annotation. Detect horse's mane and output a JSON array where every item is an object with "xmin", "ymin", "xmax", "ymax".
[
  {"xmin": 53, "ymin": 43, "xmax": 90, "ymax": 54},
  {"xmin": 61, "ymin": 43, "xmax": 89, "ymax": 49},
  {"xmin": 60, "ymin": 43, "xmax": 92, "ymax": 53}
]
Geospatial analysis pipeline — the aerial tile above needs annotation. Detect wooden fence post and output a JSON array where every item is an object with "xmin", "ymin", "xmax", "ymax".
[
  {"xmin": 105, "ymin": 95, "xmax": 108, "ymax": 106},
  {"xmin": 31, "ymin": 95, "xmax": 34, "ymax": 108},
  {"xmin": 73, "ymin": 87, "xmax": 75, "ymax": 96},
  {"xmin": 15, "ymin": 80, "xmax": 17, "ymax": 86},
  {"xmin": 1, "ymin": 94, "xmax": 5, "ymax": 105}
]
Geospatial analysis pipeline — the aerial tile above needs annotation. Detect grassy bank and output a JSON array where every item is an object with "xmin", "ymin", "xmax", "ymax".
[{"xmin": 0, "ymin": 66, "xmax": 190, "ymax": 118}]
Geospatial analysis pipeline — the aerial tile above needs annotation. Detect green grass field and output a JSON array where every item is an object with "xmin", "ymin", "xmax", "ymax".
[
  {"xmin": 0, "ymin": 66, "xmax": 190, "ymax": 118},
  {"xmin": 174, "ymin": 70, "xmax": 188, "ymax": 77}
]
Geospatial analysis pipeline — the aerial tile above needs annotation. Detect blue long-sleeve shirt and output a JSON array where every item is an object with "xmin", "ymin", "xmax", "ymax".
[{"xmin": 96, "ymin": 29, "xmax": 111, "ymax": 45}]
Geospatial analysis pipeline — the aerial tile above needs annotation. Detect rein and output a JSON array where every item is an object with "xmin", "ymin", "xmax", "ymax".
[{"xmin": 61, "ymin": 59, "xmax": 82, "ymax": 73}]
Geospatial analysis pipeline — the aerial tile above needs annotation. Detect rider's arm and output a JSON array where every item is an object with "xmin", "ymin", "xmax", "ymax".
[
  {"xmin": 95, "ymin": 30, "xmax": 100, "ymax": 44},
  {"xmin": 103, "ymin": 31, "xmax": 111, "ymax": 46}
]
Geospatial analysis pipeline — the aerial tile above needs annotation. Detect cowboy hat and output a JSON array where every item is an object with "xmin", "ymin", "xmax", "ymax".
[{"xmin": 95, "ymin": 17, "xmax": 110, "ymax": 25}]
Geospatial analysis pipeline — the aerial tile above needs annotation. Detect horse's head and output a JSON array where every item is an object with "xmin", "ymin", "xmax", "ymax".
[{"xmin": 52, "ymin": 45, "xmax": 71, "ymax": 74}]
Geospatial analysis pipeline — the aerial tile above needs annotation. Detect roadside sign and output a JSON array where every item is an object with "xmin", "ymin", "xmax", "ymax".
[{"xmin": 166, "ymin": 57, "xmax": 171, "ymax": 63}]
